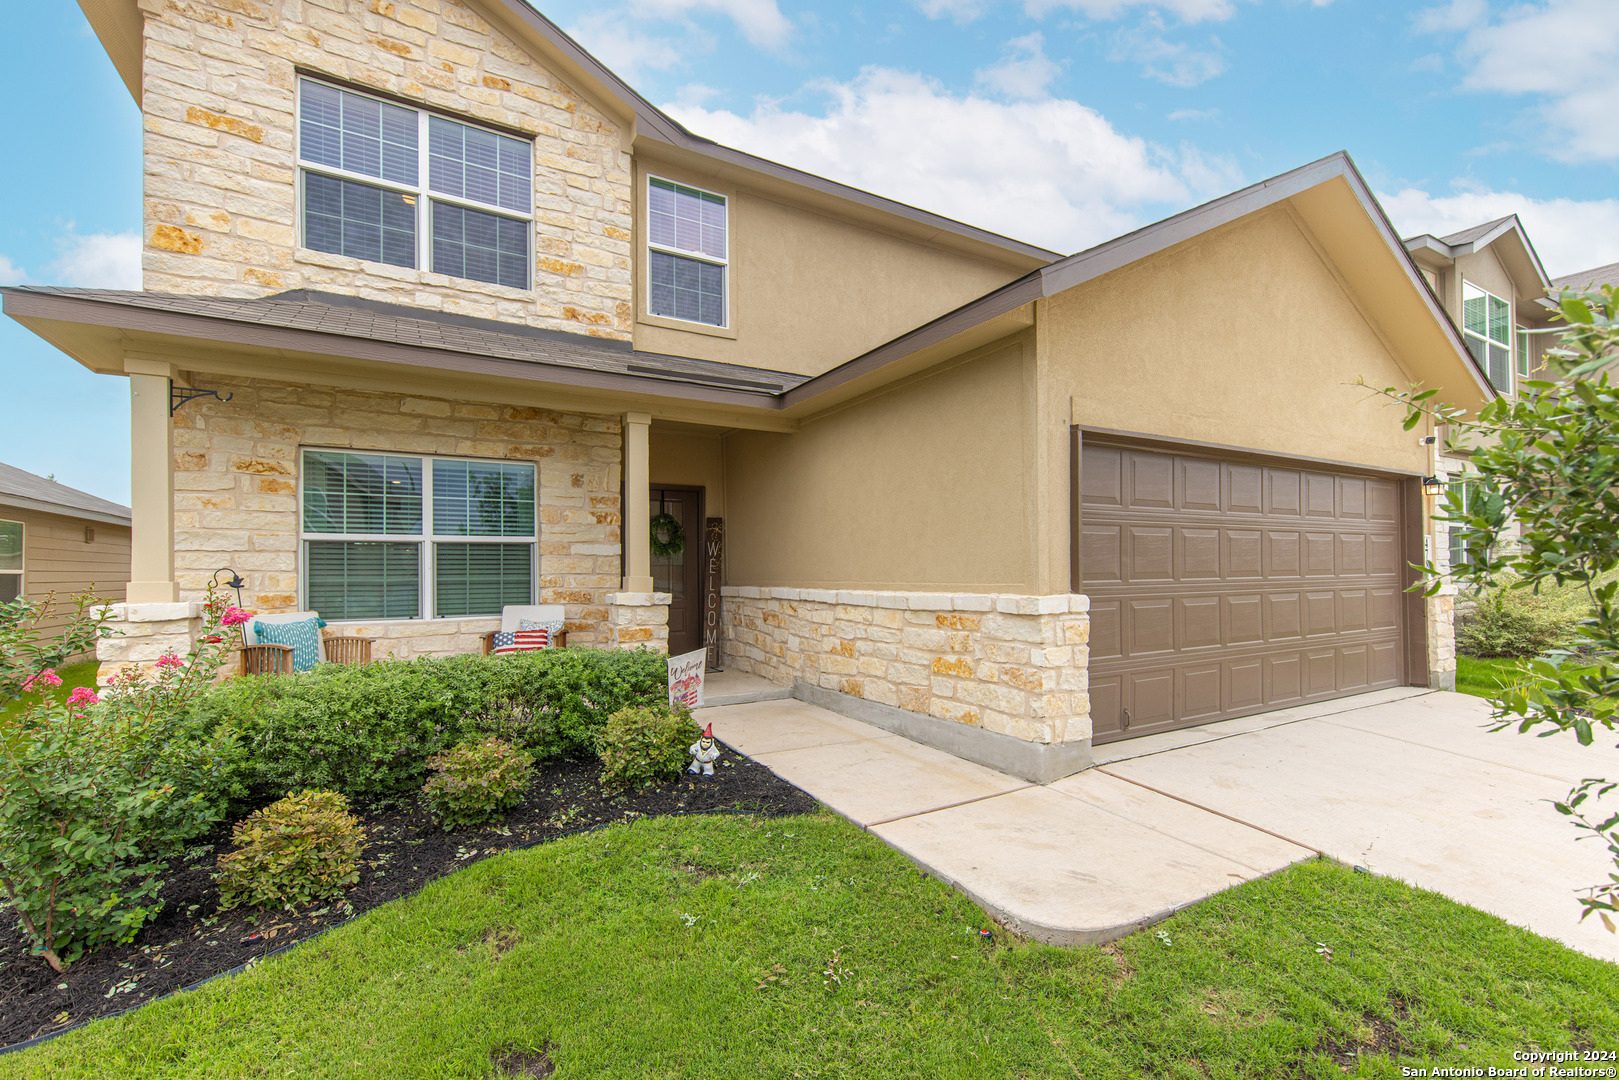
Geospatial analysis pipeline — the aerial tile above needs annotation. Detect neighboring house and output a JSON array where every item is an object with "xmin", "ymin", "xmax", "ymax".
[
  {"xmin": 1553, "ymin": 262, "xmax": 1619, "ymax": 293},
  {"xmin": 0, "ymin": 462, "xmax": 132, "ymax": 646},
  {"xmin": 3, "ymin": 0, "xmax": 1494, "ymax": 780}
]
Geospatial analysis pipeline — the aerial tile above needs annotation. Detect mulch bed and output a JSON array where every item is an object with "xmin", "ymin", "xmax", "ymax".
[{"xmin": 0, "ymin": 743, "xmax": 817, "ymax": 1049}]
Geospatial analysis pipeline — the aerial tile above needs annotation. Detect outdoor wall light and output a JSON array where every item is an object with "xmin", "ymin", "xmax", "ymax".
[{"xmin": 1422, "ymin": 476, "xmax": 1445, "ymax": 497}]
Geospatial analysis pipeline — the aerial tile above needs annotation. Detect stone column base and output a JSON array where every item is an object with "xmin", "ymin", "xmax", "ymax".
[
  {"xmin": 1427, "ymin": 589, "xmax": 1457, "ymax": 691},
  {"xmin": 93, "ymin": 601, "xmax": 203, "ymax": 687},
  {"xmin": 605, "ymin": 592, "xmax": 672, "ymax": 653}
]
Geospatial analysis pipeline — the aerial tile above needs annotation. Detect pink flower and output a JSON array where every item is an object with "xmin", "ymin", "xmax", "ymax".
[
  {"xmin": 66, "ymin": 687, "xmax": 100, "ymax": 706},
  {"xmin": 155, "ymin": 653, "xmax": 185, "ymax": 670},
  {"xmin": 21, "ymin": 669, "xmax": 63, "ymax": 692},
  {"xmin": 221, "ymin": 607, "xmax": 253, "ymax": 627}
]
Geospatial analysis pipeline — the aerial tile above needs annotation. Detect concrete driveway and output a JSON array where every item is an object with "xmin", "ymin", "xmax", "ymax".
[{"xmin": 700, "ymin": 686, "xmax": 1619, "ymax": 964}]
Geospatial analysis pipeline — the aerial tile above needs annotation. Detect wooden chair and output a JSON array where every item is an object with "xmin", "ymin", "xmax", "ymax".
[
  {"xmin": 240, "ymin": 612, "xmax": 375, "ymax": 676},
  {"xmin": 481, "ymin": 604, "xmax": 569, "ymax": 655}
]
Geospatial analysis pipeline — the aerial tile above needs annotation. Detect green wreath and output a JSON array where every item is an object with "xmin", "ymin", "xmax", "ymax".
[{"xmin": 650, "ymin": 512, "xmax": 685, "ymax": 558}]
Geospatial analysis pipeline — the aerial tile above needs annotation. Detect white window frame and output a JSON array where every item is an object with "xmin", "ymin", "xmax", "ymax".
[
  {"xmin": 645, "ymin": 173, "xmax": 730, "ymax": 329},
  {"xmin": 1516, "ymin": 325, "xmax": 1533, "ymax": 379},
  {"xmin": 294, "ymin": 76, "xmax": 535, "ymax": 289},
  {"xmin": 0, "ymin": 519, "xmax": 22, "ymax": 604},
  {"xmin": 1461, "ymin": 279, "xmax": 1515, "ymax": 394},
  {"xmin": 297, "ymin": 448, "xmax": 538, "ymax": 622}
]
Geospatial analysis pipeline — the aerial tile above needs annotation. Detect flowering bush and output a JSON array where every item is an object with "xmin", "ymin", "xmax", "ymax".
[
  {"xmin": 0, "ymin": 585, "xmax": 247, "ymax": 971},
  {"xmin": 0, "ymin": 589, "xmax": 111, "ymax": 705}
]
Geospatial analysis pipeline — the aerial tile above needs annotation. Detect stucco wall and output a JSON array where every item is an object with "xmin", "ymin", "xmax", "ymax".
[
  {"xmin": 631, "ymin": 159, "xmax": 1026, "ymax": 377},
  {"xmin": 650, "ymin": 426, "xmax": 724, "ymax": 519},
  {"xmin": 1049, "ymin": 206, "xmax": 1432, "ymax": 478},
  {"xmin": 140, "ymin": 0, "xmax": 633, "ymax": 338},
  {"xmin": 722, "ymin": 340, "xmax": 1033, "ymax": 590},
  {"xmin": 169, "ymin": 373, "xmax": 623, "ymax": 656}
]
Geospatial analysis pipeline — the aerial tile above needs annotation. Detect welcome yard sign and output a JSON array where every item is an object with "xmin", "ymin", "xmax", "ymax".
[{"xmin": 668, "ymin": 648, "xmax": 707, "ymax": 709}]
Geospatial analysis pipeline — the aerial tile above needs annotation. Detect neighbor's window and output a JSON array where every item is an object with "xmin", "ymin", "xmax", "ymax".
[
  {"xmin": 0, "ymin": 520, "xmax": 20, "ymax": 604},
  {"xmin": 1462, "ymin": 281, "xmax": 1514, "ymax": 393},
  {"xmin": 297, "ymin": 79, "xmax": 533, "ymax": 290},
  {"xmin": 1516, "ymin": 326, "xmax": 1533, "ymax": 379},
  {"xmin": 300, "ymin": 450, "xmax": 536, "ymax": 621},
  {"xmin": 647, "ymin": 177, "xmax": 727, "ymax": 327}
]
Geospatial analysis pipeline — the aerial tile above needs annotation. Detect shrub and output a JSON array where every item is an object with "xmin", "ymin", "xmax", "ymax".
[
  {"xmin": 216, "ymin": 790, "xmax": 367, "ymax": 911},
  {"xmin": 597, "ymin": 705, "xmax": 699, "ymax": 792},
  {"xmin": 0, "ymin": 587, "xmax": 244, "ymax": 972},
  {"xmin": 1457, "ymin": 584, "xmax": 1579, "ymax": 659},
  {"xmin": 421, "ymin": 736, "xmax": 535, "ymax": 831},
  {"xmin": 188, "ymin": 648, "xmax": 668, "ymax": 807}
]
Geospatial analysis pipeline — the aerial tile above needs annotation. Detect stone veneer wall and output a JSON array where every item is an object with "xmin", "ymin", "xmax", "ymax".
[
  {"xmin": 171, "ymin": 373, "xmax": 622, "ymax": 657},
  {"xmin": 721, "ymin": 588, "xmax": 1092, "ymax": 746},
  {"xmin": 141, "ymin": 0, "xmax": 633, "ymax": 338}
]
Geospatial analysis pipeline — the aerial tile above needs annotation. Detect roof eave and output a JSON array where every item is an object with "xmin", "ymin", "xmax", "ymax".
[{"xmin": 0, "ymin": 492, "xmax": 131, "ymax": 528}]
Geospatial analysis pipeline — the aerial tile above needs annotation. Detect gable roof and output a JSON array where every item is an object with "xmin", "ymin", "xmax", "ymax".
[
  {"xmin": 1553, "ymin": 262, "xmax": 1619, "ymax": 291},
  {"xmin": 784, "ymin": 151, "xmax": 1498, "ymax": 411},
  {"xmin": 1403, "ymin": 214, "xmax": 1552, "ymax": 292},
  {"xmin": 76, "ymin": 0, "xmax": 1060, "ymax": 269},
  {"xmin": 0, "ymin": 461, "xmax": 130, "ymax": 526}
]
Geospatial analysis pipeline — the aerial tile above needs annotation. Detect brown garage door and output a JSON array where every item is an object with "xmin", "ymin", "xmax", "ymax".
[{"xmin": 1080, "ymin": 439, "xmax": 1408, "ymax": 744}]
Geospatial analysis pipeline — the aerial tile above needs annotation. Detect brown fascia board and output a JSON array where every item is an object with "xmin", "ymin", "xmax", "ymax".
[
  {"xmin": 0, "ymin": 289, "xmax": 786, "ymax": 411},
  {"xmin": 786, "ymin": 151, "xmax": 1498, "ymax": 409}
]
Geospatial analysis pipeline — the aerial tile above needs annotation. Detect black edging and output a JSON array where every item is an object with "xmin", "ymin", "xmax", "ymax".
[{"xmin": 0, "ymin": 807, "xmax": 774, "ymax": 1057}]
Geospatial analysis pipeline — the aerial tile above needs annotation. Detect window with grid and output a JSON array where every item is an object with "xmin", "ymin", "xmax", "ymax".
[
  {"xmin": 647, "ymin": 177, "xmax": 727, "ymax": 327},
  {"xmin": 0, "ymin": 520, "xmax": 20, "ymax": 604},
  {"xmin": 1462, "ymin": 281, "xmax": 1514, "ymax": 393},
  {"xmin": 300, "ymin": 450, "xmax": 536, "ymax": 621},
  {"xmin": 298, "ymin": 79, "xmax": 533, "ymax": 290},
  {"xmin": 1516, "ymin": 326, "xmax": 1533, "ymax": 378}
]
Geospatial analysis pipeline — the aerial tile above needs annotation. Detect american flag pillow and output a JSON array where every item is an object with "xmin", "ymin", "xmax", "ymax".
[{"xmin": 493, "ymin": 628, "xmax": 550, "ymax": 653}]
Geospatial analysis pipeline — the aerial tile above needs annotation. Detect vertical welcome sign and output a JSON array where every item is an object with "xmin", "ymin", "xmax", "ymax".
[{"xmin": 704, "ymin": 517, "xmax": 723, "ymax": 671}]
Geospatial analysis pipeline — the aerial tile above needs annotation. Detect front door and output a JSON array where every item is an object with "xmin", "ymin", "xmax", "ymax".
[{"xmin": 650, "ymin": 486, "xmax": 704, "ymax": 657}]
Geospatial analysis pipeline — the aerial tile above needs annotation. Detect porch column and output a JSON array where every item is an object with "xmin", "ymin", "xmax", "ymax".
[
  {"xmin": 622, "ymin": 411, "xmax": 654, "ymax": 592},
  {"xmin": 126, "ymin": 360, "xmax": 177, "ymax": 604}
]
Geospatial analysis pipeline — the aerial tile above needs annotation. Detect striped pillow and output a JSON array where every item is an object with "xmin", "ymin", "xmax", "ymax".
[{"xmin": 493, "ymin": 628, "xmax": 550, "ymax": 654}]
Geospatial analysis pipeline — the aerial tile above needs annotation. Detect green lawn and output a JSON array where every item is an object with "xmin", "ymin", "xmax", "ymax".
[
  {"xmin": 1455, "ymin": 655, "xmax": 1606, "ymax": 700},
  {"xmin": 0, "ymin": 661, "xmax": 99, "ymax": 723},
  {"xmin": 3, "ymin": 812, "xmax": 1612, "ymax": 1079}
]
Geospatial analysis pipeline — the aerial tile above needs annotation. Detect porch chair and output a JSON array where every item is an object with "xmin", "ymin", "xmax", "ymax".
[
  {"xmin": 240, "ymin": 612, "xmax": 376, "ymax": 676},
  {"xmin": 481, "ymin": 604, "xmax": 568, "ymax": 656}
]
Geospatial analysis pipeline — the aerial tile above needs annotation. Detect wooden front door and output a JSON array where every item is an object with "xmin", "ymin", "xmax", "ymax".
[{"xmin": 650, "ymin": 486, "xmax": 704, "ymax": 656}]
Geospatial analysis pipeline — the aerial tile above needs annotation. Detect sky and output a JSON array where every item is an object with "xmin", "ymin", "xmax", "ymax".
[{"xmin": 2, "ymin": 0, "xmax": 1617, "ymax": 504}]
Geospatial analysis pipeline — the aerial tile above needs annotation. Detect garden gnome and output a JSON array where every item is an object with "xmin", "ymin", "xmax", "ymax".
[{"xmin": 688, "ymin": 723, "xmax": 720, "ymax": 776}]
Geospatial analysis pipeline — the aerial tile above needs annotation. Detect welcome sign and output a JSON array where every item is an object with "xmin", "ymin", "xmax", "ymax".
[{"xmin": 668, "ymin": 648, "xmax": 707, "ymax": 709}]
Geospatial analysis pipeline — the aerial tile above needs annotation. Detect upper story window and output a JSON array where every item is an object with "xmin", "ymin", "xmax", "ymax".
[
  {"xmin": 0, "ymin": 520, "xmax": 20, "ymax": 603},
  {"xmin": 647, "ymin": 177, "xmax": 727, "ymax": 327},
  {"xmin": 1461, "ymin": 281, "xmax": 1513, "ymax": 393},
  {"xmin": 300, "ymin": 449, "xmax": 536, "ymax": 621},
  {"xmin": 1516, "ymin": 326, "xmax": 1533, "ymax": 379},
  {"xmin": 297, "ymin": 79, "xmax": 533, "ymax": 291}
]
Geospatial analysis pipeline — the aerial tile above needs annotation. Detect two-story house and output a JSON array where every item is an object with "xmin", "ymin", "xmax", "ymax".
[{"xmin": 3, "ymin": 0, "xmax": 1494, "ymax": 781}]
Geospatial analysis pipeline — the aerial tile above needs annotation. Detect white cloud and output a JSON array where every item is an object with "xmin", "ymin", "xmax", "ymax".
[
  {"xmin": 1168, "ymin": 107, "xmax": 1220, "ymax": 121},
  {"xmin": 626, "ymin": 0, "xmax": 792, "ymax": 48},
  {"xmin": 915, "ymin": 0, "xmax": 993, "ymax": 22},
  {"xmin": 1414, "ymin": 0, "xmax": 1487, "ymax": 34},
  {"xmin": 1422, "ymin": 0, "xmax": 1619, "ymax": 162},
  {"xmin": 566, "ymin": 14, "xmax": 689, "ymax": 81},
  {"xmin": 1025, "ymin": 0, "xmax": 1235, "ymax": 22},
  {"xmin": 1380, "ymin": 185, "xmax": 1619, "ymax": 279},
  {"xmin": 975, "ymin": 32, "xmax": 1062, "ymax": 100},
  {"xmin": 1107, "ymin": 15, "xmax": 1227, "ymax": 86},
  {"xmin": 51, "ymin": 231, "xmax": 142, "ymax": 289},
  {"xmin": 663, "ymin": 66, "xmax": 1240, "ymax": 254},
  {"xmin": 0, "ymin": 255, "xmax": 27, "ymax": 286}
]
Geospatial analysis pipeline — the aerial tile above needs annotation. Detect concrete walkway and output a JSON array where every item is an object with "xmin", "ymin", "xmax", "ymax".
[{"xmin": 697, "ymin": 688, "xmax": 1619, "ymax": 964}]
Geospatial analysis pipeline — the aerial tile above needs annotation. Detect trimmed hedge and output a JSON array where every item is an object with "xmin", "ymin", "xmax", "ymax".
[{"xmin": 187, "ymin": 648, "xmax": 668, "ymax": 808}]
